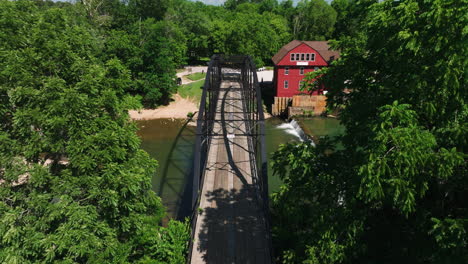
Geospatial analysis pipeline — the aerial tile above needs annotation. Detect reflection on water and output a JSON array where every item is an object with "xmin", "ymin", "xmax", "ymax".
[
  {"xmin": 297, "ymin": 117, "xmax": 345, "ymax": 141},
  {"xmin": 135, "ymin": 117, "xmax": 342, "ymax": 219},
  {"xmin": 264, "ymin": 118, "xmax": 301, "ymax": 192},
  {"xmin": 136, "ymin": 119, "xmax": 196, "ymax": 219}
]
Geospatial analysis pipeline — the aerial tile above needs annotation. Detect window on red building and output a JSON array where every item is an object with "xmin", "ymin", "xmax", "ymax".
[
  {"xmin": 284, "ymin": 80, "xmax": 289, "ymax": 89},
  {"xmin": 311, "ymin": 53, "xmax": 315, "ymax": 61},
  {"xmin": 301, "ymin": 53, "xmax": 305, "ymax": 61},
  {"xmin": 285, "ymin": 67, "xmax": 289, "ymax": 75},
  {"xmin": 300, "ymin": 67, "xmax": 304, "ymax": 75},
  {"xmin": 306, "ymin": 54, "xmax": 310, "ymax": 60},
  {"xmin": 295, "ymin": 54, "xmax": 300, "ymax": 61},
  {"xmin": 290, "ymin": 53, "xmax": 295, "ymax": 61}
]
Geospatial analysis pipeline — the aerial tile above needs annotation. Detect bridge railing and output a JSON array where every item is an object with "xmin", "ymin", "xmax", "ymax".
[
  {"xmin": 240, "ymin": 56, "xmax": 273, "ymax": 263},
  {"xmin": 191, "ymin": 55, "xmax": 221, "ymax": 210},
  {"xmin": 189, "ymin": 55, "xmax": 273, "ymax": 262},
  {"xmin": 188, "ymin": 55, "xmax": 221, "ymax": 260}
]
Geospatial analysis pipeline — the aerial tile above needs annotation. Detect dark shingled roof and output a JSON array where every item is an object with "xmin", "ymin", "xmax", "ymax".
[{"xmin": 272, "ymin": 40, "xmax": 340, "ymax": 65}]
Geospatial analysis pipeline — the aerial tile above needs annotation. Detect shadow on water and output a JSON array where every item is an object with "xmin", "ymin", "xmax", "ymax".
[
  {"xmin": 155, "ymin": 118, "xmax": 197, "ymax": 220},
  {"xmin": 136, "ymin": 116, "xmax": 303, "ymax": 219}
]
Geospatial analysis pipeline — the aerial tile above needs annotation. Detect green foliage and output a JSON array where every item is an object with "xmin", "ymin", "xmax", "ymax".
[
  {"xmin": 331, "ymin": 0, "xmax": 377, "ymax": 38},
  {"xmin": 104, "ymin": 19, "xmax": 179, "ymax": 107},
  {"xmin": 166, "ymin": 0, "xmax": 344, "ymax": 66},
  {"xmin": 178, "ymin": 79, "xmax": 205, "ymax": 101},
  {"xmin": 272, "ymin": 0, "xmax": 467, "ymax": 263},
  {"xmin": 0, "ymin": 1, "xmax": 188, "ymax": 262},
  {"xmin": 185, "ymin": 72, "xmax": 206, "ymax": 81},
  {"xmin": 135, "ymin": 219, "xmax": 191, "ymax": 264},
  {"xmin": 213, "ymin": 4, "xmax": 291, "ymax": 67},
  {"xmin": 128, "ymin": 0, "xmax": 169, "ymax": 20},
  {"xmin": 293, "ymin": 0, "xmax": 337, "ymax": 40},
  {"xmin": 271, "ymin": 142, "xmax": 360, "ymax": 263},
  {"xmin": 166, "ymin": 0, "xmax": 291, "ymax": 66},
  {"xmin": 358, "ymin": 101, "xmax": 463, "ymax": 216},
  {"xmin": 165, "ymin": 0, "xmax": 214, "ymax": 62}
]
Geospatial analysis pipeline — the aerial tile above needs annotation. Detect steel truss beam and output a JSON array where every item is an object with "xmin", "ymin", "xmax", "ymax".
[{"xmin": 188, "ymin": 55, "xmax": 273, "ymax": 263}]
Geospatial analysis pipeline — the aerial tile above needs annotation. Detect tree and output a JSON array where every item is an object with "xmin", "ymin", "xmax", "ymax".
[
  {"xmin": 224, "ymin": 0, "xmax": 252, "ymax": 10},
  {"xmin": 104, "ymin": 19, "xmax": 180, "ymax": 107},
  {"xmin": 165, "ymin": 0, "xmax": 213, "ymax": 61},
  {"xmin": 271, "ymin": 141, "xmax": 358, "ymax": 263},
  {"xmin": 277, "ymin": 0, "xmax": 295, "ymax": 22},
  {"xmin": 273, "ymin": 0, "xmax": 467, "ymax": 263},
  {"xmin": 293, "ymin": 0, "xmax": 337, "ymax": 40},
  {"xmin": 208, "ymin": 3, "xmax": 291, "ymax": 66},
  {"xmin": 0, "ymin": 1, "xmax": 189, "ymax": 262},
  {"xmin": 331, "ymin": 0, "xmax": 377, "ymax": 38},
  {"xmin": 128, "ymin": 0, "xmax": 169, "ymax": 20},
  {"xmin": 258, "ymin": 0, "xmax": 279, "ymax": 13}
]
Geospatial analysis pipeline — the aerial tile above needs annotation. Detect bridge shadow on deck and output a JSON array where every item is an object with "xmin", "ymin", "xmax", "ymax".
[
  {"xmin": 220, "ymin": 85, "xmax": 250, "ymax": 186},
  {"xmin": 196, "ymin": 186, "xmax": 268, "ymax": 263},
  {"xmin": 194, "ymin": 85, "xmax": 269, "ymax": 263}
]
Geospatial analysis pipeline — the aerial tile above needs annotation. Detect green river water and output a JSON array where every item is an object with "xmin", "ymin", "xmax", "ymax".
[{"xmin": 136, "ymin": 117, "xmax": 343, "ymax": 219}]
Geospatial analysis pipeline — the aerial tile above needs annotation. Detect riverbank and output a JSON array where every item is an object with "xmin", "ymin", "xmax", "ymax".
[
  {"xmin": 135, "ymin": 117, "xmax": 300, "ymax": 218},
  {"xmin": 129, "ymin": 94, "xmax": 272, "ymax": 120},
  {"xmin": 129, "ymin": 94, "xmax": 198, "ymax": 120},
  {"xmin": 130, "ymin": 67, "xmax": 273, "ymax": 121}
]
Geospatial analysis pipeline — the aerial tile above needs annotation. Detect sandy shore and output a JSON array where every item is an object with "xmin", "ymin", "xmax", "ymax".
[
  {"xmin": 129, "ymin": 93, "xmax": 271, "ymax": 120},
  {"xmin": 130, "ymin": 67, "xmax": 273, "ymax": 120},
  {"xmin": 129, "ymin": 94, "xmax": 198, "ymax": 120}
]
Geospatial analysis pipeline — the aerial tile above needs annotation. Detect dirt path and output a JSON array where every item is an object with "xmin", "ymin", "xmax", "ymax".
[{"xmin": 177, "ymin": 66, "xmax": 208, "ymax": 84}]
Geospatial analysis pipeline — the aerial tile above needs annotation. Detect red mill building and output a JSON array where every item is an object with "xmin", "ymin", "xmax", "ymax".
[{"xmin": 271, "ymin": 40, "xmax": 339, "ymax": 116}]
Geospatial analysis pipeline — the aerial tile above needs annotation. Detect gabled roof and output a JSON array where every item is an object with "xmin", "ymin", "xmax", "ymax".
[{"xmin": 272, "ymin": 40, "xmax": 340, "ymax": 65}]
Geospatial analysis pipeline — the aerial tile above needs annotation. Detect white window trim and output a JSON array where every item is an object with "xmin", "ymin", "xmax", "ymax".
[
  {"xmin": 291, "ymin": 53, "xmax": 316, "ymax": 61},
  {"xmin": 285, "ymin": 67, "xmax": 289, "ymax": 75},
  {"xmin": 300, "ymin": 67, "xmax": 304, "ymax": 75},
  {"xmin": 284, "ymin": 80, "xmax": 289, "ymax": 89}
]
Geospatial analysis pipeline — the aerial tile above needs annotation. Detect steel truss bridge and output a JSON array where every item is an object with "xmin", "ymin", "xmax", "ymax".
[{"xmin": 189, "ymin": 55, "xmax": 273, "ymax": 263}]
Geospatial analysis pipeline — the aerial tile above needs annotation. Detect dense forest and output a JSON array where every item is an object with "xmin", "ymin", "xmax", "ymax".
[
  {"xmin": 0, "ymin": 0, "xmax": 466, "ymax": 263},
  {"xmin": 0, "ymin": 0, "xmax": 340, "ymax": 107}
]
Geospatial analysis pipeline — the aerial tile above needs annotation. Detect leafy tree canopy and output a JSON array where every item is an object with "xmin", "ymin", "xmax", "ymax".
[
  {"xmin": 293, "ymin": 0, "xmax": 337, "ymax": 40},
  {"xmin": 0, "ymin": 1, "xmax": 188, "ymax": 262},
  {"xmin": 272, "ymin": 0, "xmax": 467, "ymax": 263}
]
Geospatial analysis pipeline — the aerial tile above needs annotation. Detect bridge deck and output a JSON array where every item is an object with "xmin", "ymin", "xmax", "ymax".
[{"xmin": 190, "ymin": 80, "xmax": 271, "ymax": 263}]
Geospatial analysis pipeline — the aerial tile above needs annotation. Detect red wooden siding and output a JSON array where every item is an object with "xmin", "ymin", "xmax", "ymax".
[{"xmin": 273, "ymin": 43, "xmax": 330, "ymax": 98}]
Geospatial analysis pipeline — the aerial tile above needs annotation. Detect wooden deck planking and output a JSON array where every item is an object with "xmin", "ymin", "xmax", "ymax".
[{"xmin": 190, "ymin": 80, "xmax": 270, "ymax": 264}]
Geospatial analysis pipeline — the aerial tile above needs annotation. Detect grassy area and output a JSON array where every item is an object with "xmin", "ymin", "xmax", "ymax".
[
  {"xmin": 178, "ymin": 79, "xmax": 204, "ymax": 102},
  {"xmin": 265, "ymin": 66, "xmax": 274, "ymax": 70},
  {"xmin": 186, "ymin": 72, "xmax": 206, "ymax": 81}
]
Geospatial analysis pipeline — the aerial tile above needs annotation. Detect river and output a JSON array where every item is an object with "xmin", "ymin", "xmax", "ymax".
[{"xmin": 136, "ymin": 117, "xmax": 343, "ymax": 219}]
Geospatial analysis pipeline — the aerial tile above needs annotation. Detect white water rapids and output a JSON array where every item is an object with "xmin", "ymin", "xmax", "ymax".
[{"xmin": 275, "ymin": 119, "xmax": 315, "ymax": 145}]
